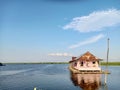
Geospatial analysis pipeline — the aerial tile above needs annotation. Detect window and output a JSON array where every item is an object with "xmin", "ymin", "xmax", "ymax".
[
  {"xmin": 93, "ymin": 61, "xmax": 95, "ymax": 64},
  {"xmin": 74, "ymin": 62, "xmax": 77, "ymax": 66},
  {"xmin": 81, "ymin": 62, "xmax": 83, "ymax": 66}
]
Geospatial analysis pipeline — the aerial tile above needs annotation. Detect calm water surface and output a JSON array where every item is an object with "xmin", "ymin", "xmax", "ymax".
[{"xmin": 0, "ymin": 64, "xmax": 120, "ymax": 90}]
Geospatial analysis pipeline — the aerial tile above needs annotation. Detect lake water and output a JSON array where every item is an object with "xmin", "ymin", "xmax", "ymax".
[{"xmin": 0, "ymin": 64, "xmax": 120, "ymax": 90}]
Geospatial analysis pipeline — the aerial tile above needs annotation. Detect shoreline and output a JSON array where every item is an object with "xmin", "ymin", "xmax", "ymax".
[{"xmin": 2, "ymin": 62, "xmax": 120, "ymax": 66}]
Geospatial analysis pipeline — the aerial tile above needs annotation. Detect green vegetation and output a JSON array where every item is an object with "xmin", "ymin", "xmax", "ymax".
[
  {"xmin": 30, "ymin": 62, "xmax": 68, "ymax": 64},
  {"xmin": 4, "ymin": 62, "xmax": 120, "ymax": 66},
  {"xmin": 101, "ymin": 62, "xmax": 120, "ymax": 66},
  {"xmin": 5, "ymin": 62, "xmax": 69, "ymax": 64}
]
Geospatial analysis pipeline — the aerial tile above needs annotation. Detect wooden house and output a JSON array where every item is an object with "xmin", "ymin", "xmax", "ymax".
[{"xmin": 69, "ymin": 51, "xmax": 102, "ymax": 73}]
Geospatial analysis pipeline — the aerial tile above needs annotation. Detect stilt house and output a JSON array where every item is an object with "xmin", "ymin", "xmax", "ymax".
[{"xmin": 69, "ymin": 51, "xmax": 101, "ymax": 72}]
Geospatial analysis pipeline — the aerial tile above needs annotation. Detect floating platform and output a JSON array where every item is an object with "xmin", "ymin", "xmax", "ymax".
[{"xmin": 69, "ymin": 65, "xmax": 110, "ymax": 74}]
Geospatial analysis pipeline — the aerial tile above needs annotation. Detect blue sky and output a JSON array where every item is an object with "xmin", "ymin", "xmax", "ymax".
[{"xmin": 0, "ymin": 0, "xmax": 120, "ymax": 62}]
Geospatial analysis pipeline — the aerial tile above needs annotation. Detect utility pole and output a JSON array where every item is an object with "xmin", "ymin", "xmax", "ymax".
[
  {"xmin": 105, "ymin": 38, "xmax": 110, "ymax": 85},
  {"xmin": 106, "ymin": 38, "xmax": 109, "ymax": 71}
]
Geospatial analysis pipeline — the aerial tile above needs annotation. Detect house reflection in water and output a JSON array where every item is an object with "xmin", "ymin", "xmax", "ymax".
[{"xmin": 70, "ymin": 73, "xmax": 101, "ymax": 90}]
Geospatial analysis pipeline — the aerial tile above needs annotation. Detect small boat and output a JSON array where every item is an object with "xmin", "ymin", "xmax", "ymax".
[{"xmin": 68, "ymin": 51, "xmax": 110, "ymax": 74}]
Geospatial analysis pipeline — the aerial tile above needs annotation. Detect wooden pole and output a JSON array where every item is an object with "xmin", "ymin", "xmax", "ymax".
[
  {"xmin": 106, "ymin": 38, "xmax": 109, "ymax": 70},
  {"xmin": 105, "ymin": 38, "xmax": 109, "ymax": 84}
]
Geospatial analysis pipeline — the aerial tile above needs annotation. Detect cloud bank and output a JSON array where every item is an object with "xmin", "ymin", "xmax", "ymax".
[
  {"xmin": 63, "ymin": 9, "xmax": 120, "ymax": 32},
  {"xmin": 69, "ymin": 34, "xmax": 104, "ymax": 49},
  {"xmin": 48, "ymin": 53, "xmax": 72, "ymax": 57}
]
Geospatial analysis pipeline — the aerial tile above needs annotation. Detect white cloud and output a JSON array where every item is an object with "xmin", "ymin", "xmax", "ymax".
[
  {"xmin": 48, "ymin": 53, "xmax": 72, "ymax": 57},
  {"xmin": 69, "ymin": 34, "xmax": 104, "ymax": 49},
  {"xmin": 63, "ymin": 9, "xmax": 120, "ymax": 32}
]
